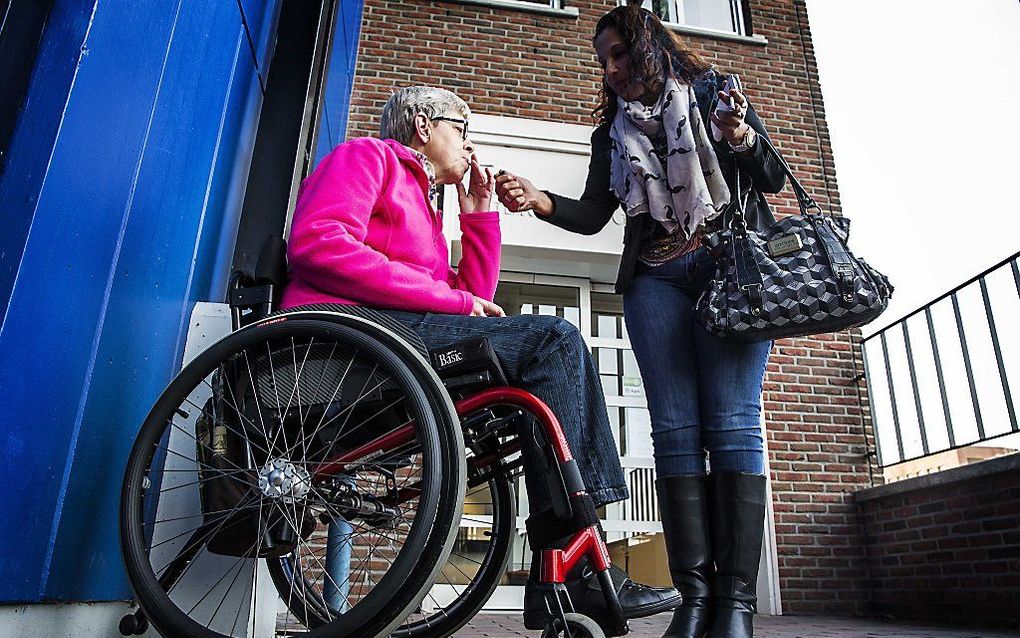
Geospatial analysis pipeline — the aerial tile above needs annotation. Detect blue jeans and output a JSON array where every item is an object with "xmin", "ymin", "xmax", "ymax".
[
  {"xmin": 623, "ymin": 247, "xmax": 771, "ymax": 478},
  {"xmin": 380, "ymin": 311, "xmax": 629, "ymax": 510}
]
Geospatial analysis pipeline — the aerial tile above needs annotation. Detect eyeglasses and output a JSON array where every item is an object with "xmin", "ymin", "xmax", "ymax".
[{"xmin": 430, "ymin": 116, "xmax": 468, "ymax": 141}]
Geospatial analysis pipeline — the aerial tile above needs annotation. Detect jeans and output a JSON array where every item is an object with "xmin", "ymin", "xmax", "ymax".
[
  {"xmin": 623, "ymin": 247, "xmax": 771, "ymax": 478},
  {"xmin": 380, "ymin": 311, "xmax": 629, "ymax": 510}
]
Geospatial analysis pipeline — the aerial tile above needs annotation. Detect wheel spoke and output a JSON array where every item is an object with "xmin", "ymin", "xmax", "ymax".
[
  {"xmin": 288, "ymin": 350, "xmax": 357, "ymax": 460},
  {"xmin": 303, "ymin": 364, "xmax": 388, "ymax": 466},
  {"xmin": 186, "ymin": 546, "xmax": 255, "ymax": 617},
  {"xmin": 126, "ymin": 326, "xmax": 449, "ymax": 638},
  {"xmin": 154, "ymin": 433, "xmax": 255, "ymax": 493},
  {"xmin": 300, "ymin": 340, "xmax": 340, "ymax": 435},
  {"xmin": 241, "ymin": 350, "xmax": 275, "ymax": 454},
  {"xmin": 184, "ymin": 388, "xmax": 273, "ymax": 460},
  {"xmin": 281, "ymin": 336, "xmax": 313, "ymax": 429},
  {"xmin": 153, "ymin": 492, "xmax": 261, "ymax": 575}
]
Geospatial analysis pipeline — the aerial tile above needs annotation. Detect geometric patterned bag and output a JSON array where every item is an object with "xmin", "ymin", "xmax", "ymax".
[{"xmin": 696, "ymin": 136, "xmax": 893, "ymax": 342}]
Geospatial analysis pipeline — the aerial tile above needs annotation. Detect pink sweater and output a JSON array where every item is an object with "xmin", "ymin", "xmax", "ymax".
[{"xmin": 280, "ymin": 137, "xmax": 501, "ymax": 315}]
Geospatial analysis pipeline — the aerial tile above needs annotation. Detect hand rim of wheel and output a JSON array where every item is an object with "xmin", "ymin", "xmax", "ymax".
[{"xmin": 119, "ymin": 316, "xmax": 464, "ymax": 638}]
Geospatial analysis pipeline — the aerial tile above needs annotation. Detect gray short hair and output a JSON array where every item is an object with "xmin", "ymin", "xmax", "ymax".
[{"xmin": 380, "ymin": 86, "xmax": 470, "ymax": 146}]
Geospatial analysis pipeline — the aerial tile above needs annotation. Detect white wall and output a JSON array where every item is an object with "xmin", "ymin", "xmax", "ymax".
[{"xmin": 443, "ymin": 113, "xmax": 626, "ymax": 284}]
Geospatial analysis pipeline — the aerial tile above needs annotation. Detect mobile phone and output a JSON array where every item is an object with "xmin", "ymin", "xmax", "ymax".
[{"xmin": 718, "ymin": 74, "xmax": 743, "ymax": 111}]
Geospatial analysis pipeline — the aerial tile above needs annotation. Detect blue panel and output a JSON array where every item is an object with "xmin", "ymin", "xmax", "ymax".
[
  {"xmin": 240, "ymin": 0, "xmax": 282, "ymax": 66},
  {"xmin": 40, "ymin": 1, "xmax": 253, "ymax": 601},
  {"xmin": 0, "ymin": 0, "xmax": 178, "ymax": 601},
  {"xmin": 314, "ymin": 0, "xmax": 365, "ymax": 165},
  {"xmin": 205, "ymin": 0, "xmax": 283, "ymax": 304},
  {"xmin": 0, "ymin": 0, "xmax": 276, "ymax": 602},
  {"xmin": 0, "ymin": 0, "xmax": 95, "ymax": 328}
]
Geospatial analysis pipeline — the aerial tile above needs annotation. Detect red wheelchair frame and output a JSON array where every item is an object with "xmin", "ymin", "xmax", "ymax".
[{"xmin": 312, "ymin": 384, "xmax": 629, "ymax": 637}]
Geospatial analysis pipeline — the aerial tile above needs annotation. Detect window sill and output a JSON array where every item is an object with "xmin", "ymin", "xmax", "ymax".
[
  {"xmin": 665, "ymin": 22, "xmax": 767, "ymax": 46},
  {"xmin": 433, "ymin": 0, "xmax": 579, "ymax": 18}
]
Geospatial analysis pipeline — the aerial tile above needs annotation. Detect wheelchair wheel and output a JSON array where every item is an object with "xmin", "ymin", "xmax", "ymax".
[
  {"xmin": 271, "ymin": 428, "xmax": 517, "ymax": 638},
  {"xmin": 120, "ymin": 317, "xmax": 464, "ymax": 638},
  {"xmin": 393, "ymin": 448, "xmax": 516, "ymax": 637},
  {"xmin": 541, "ymin": 613, "xmax": 606, "ymax": 638}
]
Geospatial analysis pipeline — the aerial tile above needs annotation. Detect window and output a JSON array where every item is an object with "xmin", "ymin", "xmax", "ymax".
[{"xmin": 638, "ymin": 0, "xmax": 750, "ymax": 35}]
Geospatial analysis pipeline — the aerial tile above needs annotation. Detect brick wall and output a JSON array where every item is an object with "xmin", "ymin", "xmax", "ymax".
[
  {"xmin": 350, "ymin": 0, "xmax": 875, "ymax": 614},
  {"xmin": 856, "ymin": 454, "xmax": 1020, "ymax": 628}
]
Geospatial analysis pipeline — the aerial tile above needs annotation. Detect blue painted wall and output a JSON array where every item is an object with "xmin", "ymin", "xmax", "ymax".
[
  {"xmin": 314, "ymin": 0, "xmax": 365, "ymax": 165},
  {"xmin": 0, "ymin": 0, "xmax": 283, "ymax": 602}
]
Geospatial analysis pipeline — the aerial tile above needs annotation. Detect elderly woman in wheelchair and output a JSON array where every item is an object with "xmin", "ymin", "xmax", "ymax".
[{"xmin": 118, "ymin": 86, "xmax": 677, "ymax": 638}]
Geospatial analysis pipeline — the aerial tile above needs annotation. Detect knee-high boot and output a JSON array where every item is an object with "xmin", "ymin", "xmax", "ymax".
[
  {"xmin": 656, "ymin": 475, "xmax": 713, "ymax": 638},
  {"xmin": 706, "ymin": 473, "xmax": 767, "ymax": 638}
]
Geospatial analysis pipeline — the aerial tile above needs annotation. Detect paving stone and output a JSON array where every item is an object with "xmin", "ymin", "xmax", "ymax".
[{"xmin": 458, "ymin": 612, "xmax": 1020, "ymax": 638}]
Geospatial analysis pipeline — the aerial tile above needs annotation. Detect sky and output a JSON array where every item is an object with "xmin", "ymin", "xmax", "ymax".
[
  {"xmin": 805, "ymin": 1, "xmax": 1020, "ymax": 458},
  {"xmin": 805, "ymin": 0, "xmax": 1020, "ymax": 337}
]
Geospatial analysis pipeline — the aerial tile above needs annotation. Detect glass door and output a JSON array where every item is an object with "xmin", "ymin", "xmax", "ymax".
[{"xmin": 478, "ymin": 276, "xmax": 586, "ymax": 609}]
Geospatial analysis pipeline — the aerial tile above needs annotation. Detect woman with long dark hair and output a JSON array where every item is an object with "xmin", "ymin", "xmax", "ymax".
[{"xmin": 495, "ymin": 6, "xmax": 787, "ymax": 637}]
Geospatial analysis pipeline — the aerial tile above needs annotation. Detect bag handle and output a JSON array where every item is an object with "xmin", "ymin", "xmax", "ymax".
[
  {"xmin": 724, "ymin": 129, "xmax": 822, "ymax": 228},
  {"xmin": 732, "ymin": 133, "xmax": 856, "ymax": 301},
  {"xmin": 725, "ymin": 154, "xmax": 753, "ymax": 232},
  {"xmin": 755, "ymin": 133, "xmax": 821, "ymax": 215}
]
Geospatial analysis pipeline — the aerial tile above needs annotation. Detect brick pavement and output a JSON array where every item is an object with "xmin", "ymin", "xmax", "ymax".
[{"xmin": 457, "ymin": 612, "xmax": 1020, "ymax": 638}]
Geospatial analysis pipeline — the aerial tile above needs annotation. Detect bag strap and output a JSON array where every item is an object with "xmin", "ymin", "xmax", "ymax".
[
  {"xmin": 812, "ymin": 215, "xmax": 856, "ymax": 301},
  {"xmin": 753, "ymin": 127, "xmax": 856, "ymax": 297},
  {"xmin": 723, "ymin": 167, "xmax": 766, "ymax": 314},
  {"xmin": 725, "ymin": 155, "xmax": 748, "ymax": 230},
  {"xmin": 723, "ymin": 127, "xmax": 821, "ymax": 220},
  {"xmin": 755, "ymin": 133, "xmax": 820, "ymax": 214}
]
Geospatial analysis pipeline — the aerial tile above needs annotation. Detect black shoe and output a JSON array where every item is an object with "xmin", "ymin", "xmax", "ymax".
[
  {"xmin": 657, "ymin": 475, "xmax": 713, "ymax": 638},
  {"xmin": 706, "ymin": 473, "xmax": 767, "ymax": 638},
  {"xmin": 523, "ymin": 559, "xmax": 681, "ymax": 634}
]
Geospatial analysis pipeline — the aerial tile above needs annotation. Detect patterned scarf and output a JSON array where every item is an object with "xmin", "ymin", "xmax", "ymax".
[
  {"xmin": 408, "ymin": 147, "xmax": 439, "ymax": 203},
  {"xmin": 609, "ymin": 76, "xmax": 730, "ymax": 238}
]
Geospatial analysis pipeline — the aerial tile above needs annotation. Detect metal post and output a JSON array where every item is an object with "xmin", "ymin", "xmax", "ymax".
[
  {"xmin": 880, "ymin": 333, "xmax": 905, "ymax": 462},
  {"xmin": 902, "ymin": 322, "xmax": 929, "ymax": 455},
  {"xmin": 861, "ymin": 345, "xmax": 884, "ymax": 468},
  {"xmin": 925, "ymin": 308, "xmax": 955, "ymax": 448},
  {"xmin": 951, "ymin": 292, "xmax": 985, "ymax": 440},
  {"xmin": 324, "ymin": 518, "xmax": 353, "ymax": 612},
  {"xmin": 1012, "ymin": 258, "xmax": 1020, "ymax": 299},
  {"xmin": 979, "ymin": 278, "xmax": 1017, "ymax": 432}
]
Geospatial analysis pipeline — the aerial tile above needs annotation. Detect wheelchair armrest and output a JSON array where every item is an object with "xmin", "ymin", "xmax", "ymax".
[{"xmin": 440, "ymin": 370, "xmax": 496, "ymax": 393}]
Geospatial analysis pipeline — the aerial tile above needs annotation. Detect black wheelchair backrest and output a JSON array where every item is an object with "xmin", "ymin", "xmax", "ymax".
[
  {"xmin": 229, "ymin": 235, "xmax": 288, "ymax": 328},
  {"xmin": 255, "ymin": 235, "xmax": 288, "ymax": 287}
]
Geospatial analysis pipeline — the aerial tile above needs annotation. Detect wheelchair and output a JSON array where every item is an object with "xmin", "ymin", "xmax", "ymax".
[{"xmin": 118, "ymin": 238, "xmax": 631, "ymax": 638}]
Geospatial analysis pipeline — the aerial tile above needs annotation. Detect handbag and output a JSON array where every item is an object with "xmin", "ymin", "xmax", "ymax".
[
  {"xmin": 695, "ymin": 134, "xmax": 893, "ymax": 342},
  {"xmin": 195, "ymin": 367, "xmax": 316, "ymax": 557}
]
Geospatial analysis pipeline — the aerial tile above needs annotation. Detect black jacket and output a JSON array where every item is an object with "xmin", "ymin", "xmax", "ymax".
[{"xmin": 542, "ymin": 74, "xmax": 787, "ymax": 294}]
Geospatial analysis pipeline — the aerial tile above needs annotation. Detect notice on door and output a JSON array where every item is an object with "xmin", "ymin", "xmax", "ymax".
[{"xmin": 622, "ymin": 376, "xmax": 644, "ymax": 398}]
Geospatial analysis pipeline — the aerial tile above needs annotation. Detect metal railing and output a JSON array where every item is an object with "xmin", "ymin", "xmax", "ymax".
[{"xmin": 862, "ymin": 251, "xmax": 1020, "ymax": 467}]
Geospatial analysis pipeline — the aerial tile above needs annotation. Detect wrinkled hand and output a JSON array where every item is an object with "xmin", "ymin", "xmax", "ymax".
[
  {"xmin": 494, "ymin": 171, "xmax": 554, "ymax": 217},
  {"xmin": 470, "ymin": 297, "xmax": 506, "ymax": 317},
  {"xmin": 710, "ymin": 88, "xmax": 750, "ymax": 146},
  {"xmin": 457, "ymin": 155, "xmax": 494, "ymax": 213}
]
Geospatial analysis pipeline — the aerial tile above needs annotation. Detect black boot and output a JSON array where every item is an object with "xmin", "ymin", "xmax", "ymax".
[
  {"xmin": 657, "ymin": 475, "xmax": 713, "ymax": 638},
  {"xmin": 706, "ymin": 473, "xmax": 767, "ymax": 638},
  {"xmin": 523, "ymin": 551, "xmax": 682, "ymax": 634}
]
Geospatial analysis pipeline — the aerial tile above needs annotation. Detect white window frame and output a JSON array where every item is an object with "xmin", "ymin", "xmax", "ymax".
[
  {"xmin": 433, "ymin": 0, "xmax": 578, "ymax": 18},
  {"xmin": 634, "ymin": 0, "xmax": 749, "ymax": 36}
]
